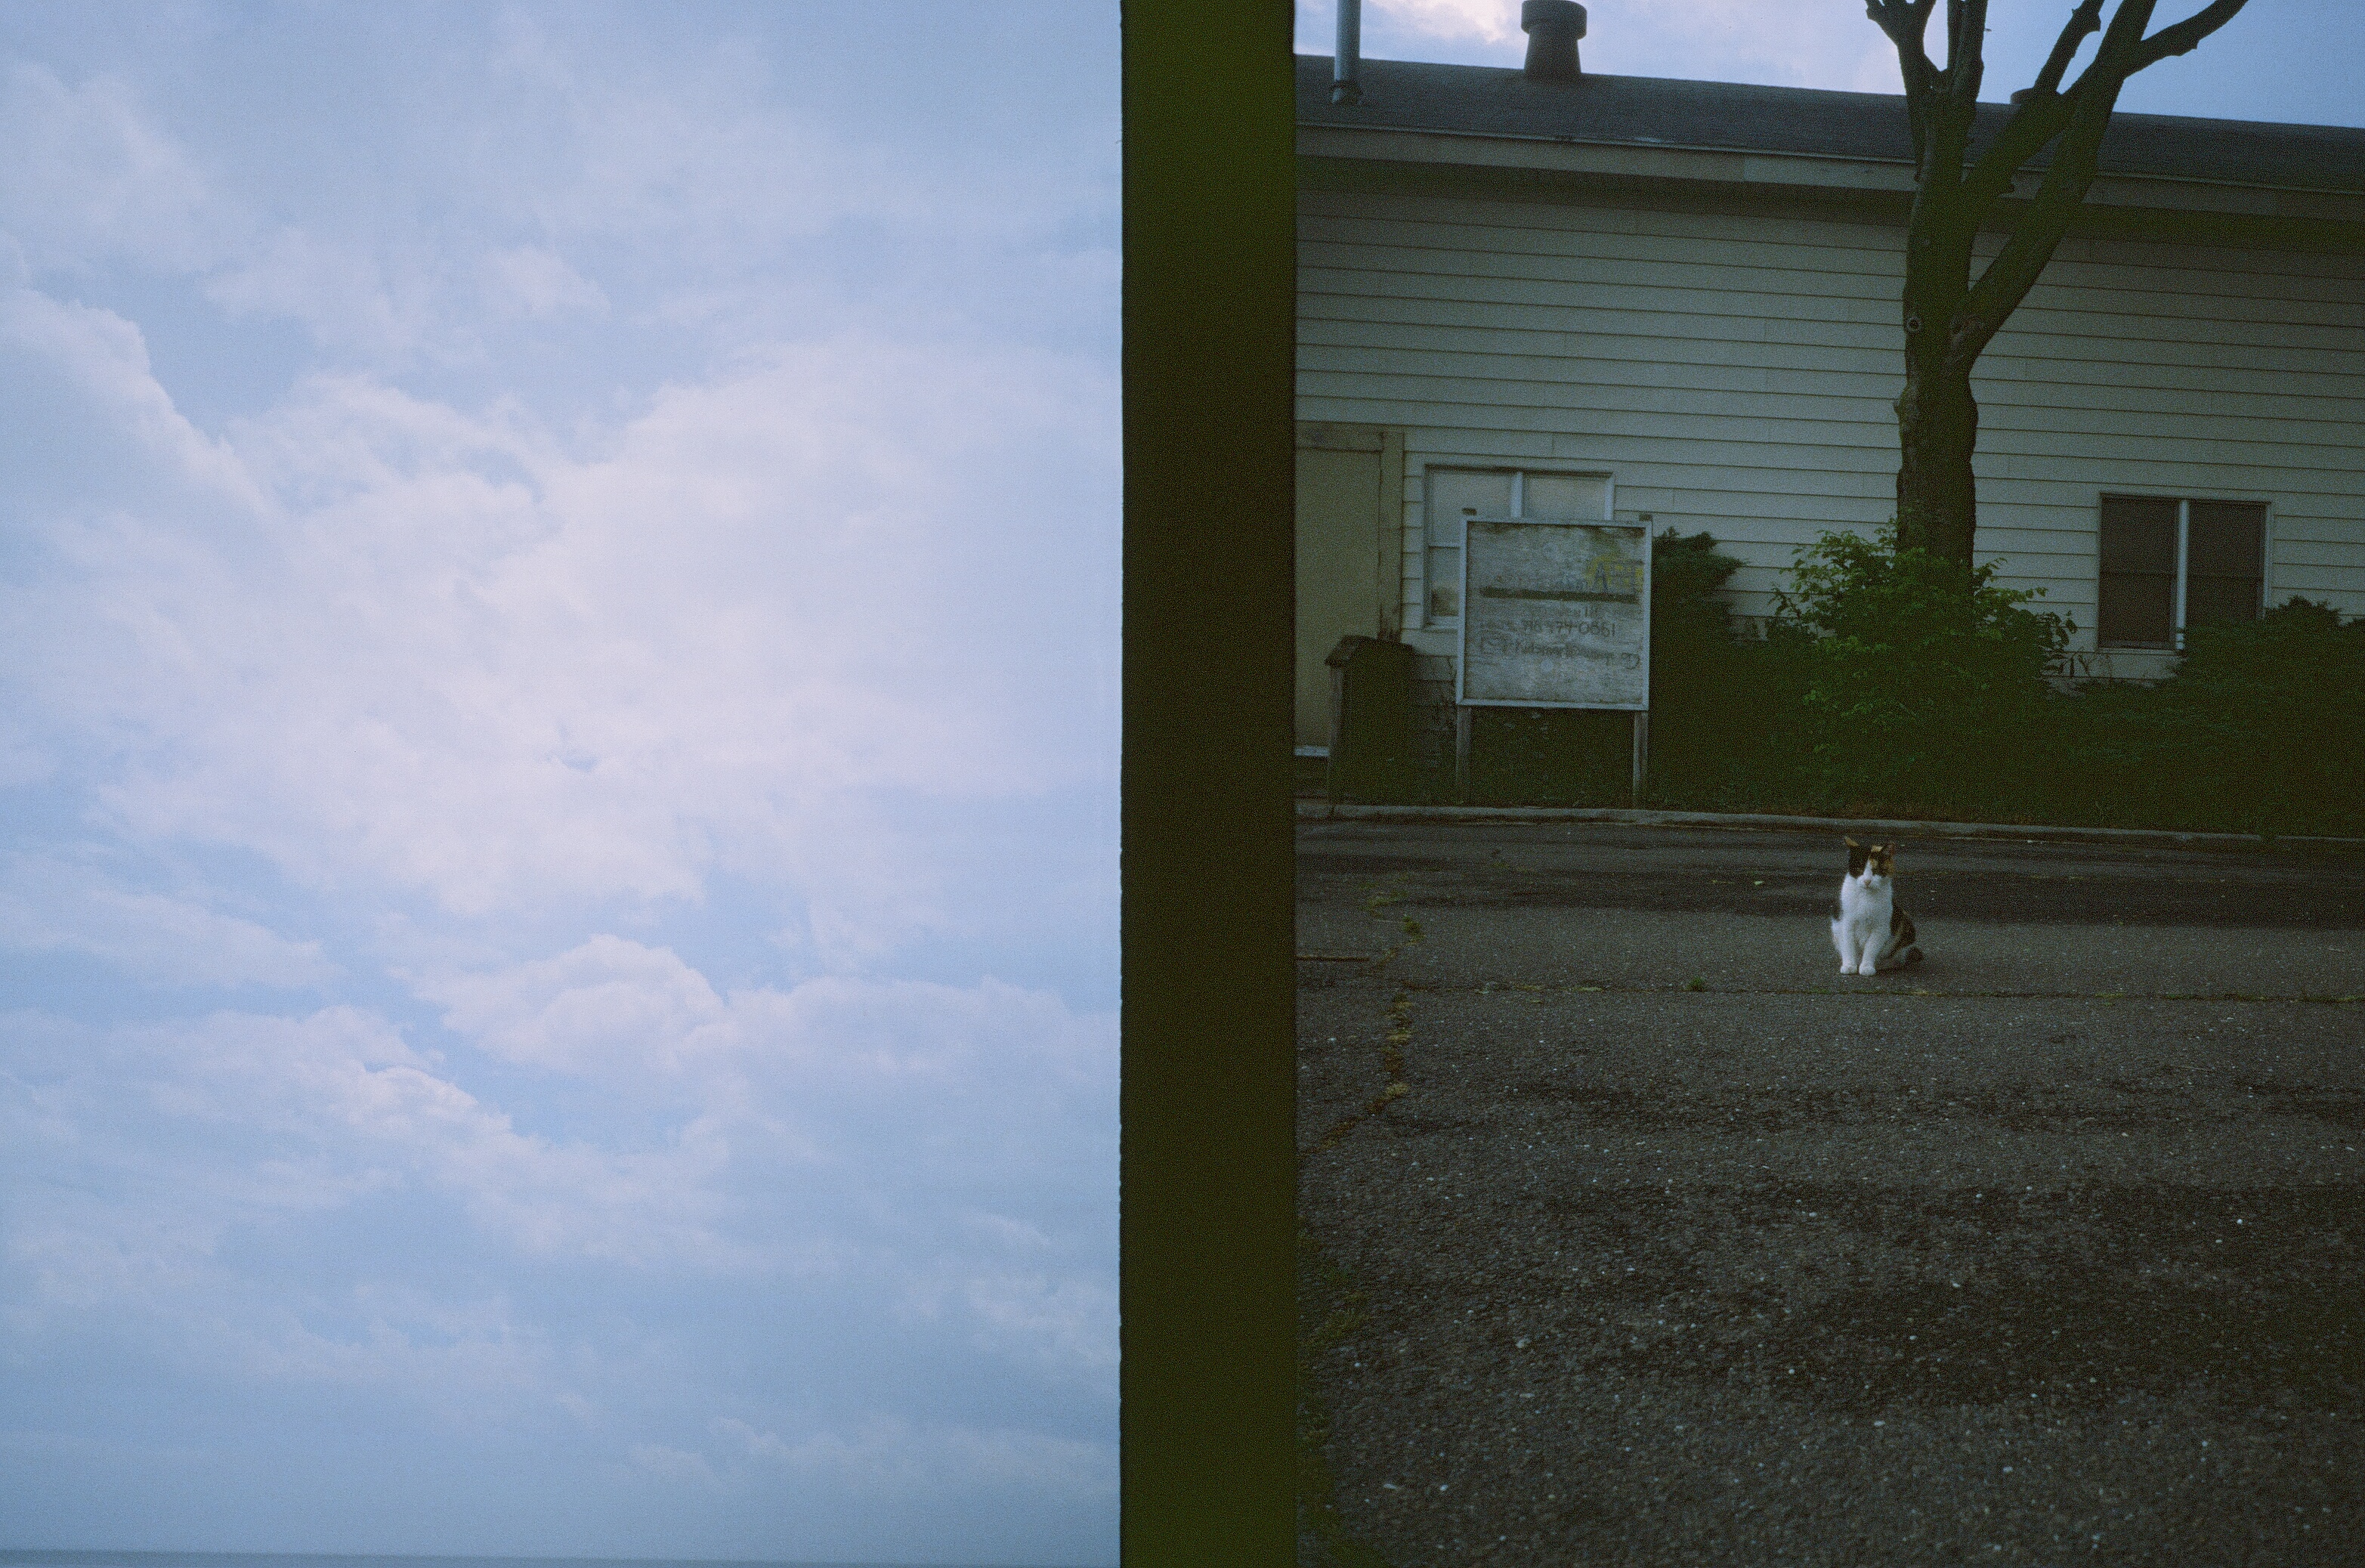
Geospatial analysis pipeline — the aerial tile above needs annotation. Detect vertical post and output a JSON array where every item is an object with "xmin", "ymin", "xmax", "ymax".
[
  {"xmin": 1332, "ymin": 0, "xmax": 1362, "ymax": 104},
  {"xmin": 1631, "ymin": 709, "xmax": 1649, "ymax": 807},
  {"xmin": 2173, "ymin": 497, "xmax": 2190, "ymax": 651},
  {"xmin": 1455, "ymin": 704, "xmax": 1472, "ymax": 803},
  {"xmin": 1121, "ymin": 2, "xmax": 1294, "ymax": 1559},
  {"xmin": 1326, "ymin": 663, "xmax": 1345, "ymax": 805}
]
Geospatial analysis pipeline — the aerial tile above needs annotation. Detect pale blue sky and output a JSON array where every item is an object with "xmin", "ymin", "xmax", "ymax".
[
  {"xmin": 2, "ymin": 3, "xmax": 2351, "ymax": 1566},
  {"xmin": 2, "ymin": 3, "xmax": 1115, "ymax": 1563}
]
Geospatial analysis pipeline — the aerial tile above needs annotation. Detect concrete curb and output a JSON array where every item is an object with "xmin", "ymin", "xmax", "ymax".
[{"xmin": 1295, "ymin": 798, "xmax": 2365, "ymax": 852}]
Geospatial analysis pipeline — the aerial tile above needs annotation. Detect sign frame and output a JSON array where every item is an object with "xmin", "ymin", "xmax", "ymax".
[{"xmin": 1453, "ymin": 516, "xmax": 1654, "ymax": 713}]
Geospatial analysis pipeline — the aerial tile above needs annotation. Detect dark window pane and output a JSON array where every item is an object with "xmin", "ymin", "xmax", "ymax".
[
  {"xmin": 2187, "ymin": 501, "xmax": 2265, "ymax": 575},
  {"xmin": 2099, "ymin": 572, "xmax": 2175, "ymax": 645},
  {"xmin": 2100, "ymin": 496, "xmax": 2177, "ymax": 573},
  {"xmin": 2186, "ymin": 574, "xmax": 2260, "ymax": 626}
]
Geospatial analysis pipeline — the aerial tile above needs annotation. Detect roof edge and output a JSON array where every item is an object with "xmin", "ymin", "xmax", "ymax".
[{"xmin": 1296, "ymin": 117, "xmax": 2365, "ymax": 207}]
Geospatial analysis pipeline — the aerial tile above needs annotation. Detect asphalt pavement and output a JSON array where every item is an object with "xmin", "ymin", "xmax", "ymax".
[{"xmin": 1295, "ymin": 818, "xmax": 2365, "ymax": 1567}]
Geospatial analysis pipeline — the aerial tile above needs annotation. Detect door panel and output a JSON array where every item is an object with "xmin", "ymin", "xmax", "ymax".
[{"xmin": 1295, "ymin": 445, "xmax": 1385, "ymax": 750}]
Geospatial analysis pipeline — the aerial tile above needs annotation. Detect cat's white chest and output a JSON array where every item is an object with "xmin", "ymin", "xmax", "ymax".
[
  {"xmin": 1831, "ymin": 873, "xmax": 1894, "ymax": 973},
  {"xmin": 1836, "ymin": 874, "xmax": 1890, "ymax": 933}
]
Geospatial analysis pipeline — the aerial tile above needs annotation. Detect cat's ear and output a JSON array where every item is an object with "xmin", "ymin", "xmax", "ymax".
[{"xmin": 1844, "ymin": 835, "xmax": 1861, "ymax": 849}]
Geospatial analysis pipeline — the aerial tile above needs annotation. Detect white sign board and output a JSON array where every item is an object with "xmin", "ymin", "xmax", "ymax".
[{"xmin": 1457, "ymin": 520, "xmax": 1652, "ymax": 710}]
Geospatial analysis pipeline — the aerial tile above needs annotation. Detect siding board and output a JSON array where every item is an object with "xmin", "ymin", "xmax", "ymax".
[
  {"xmin": 1303, "ymin": 240, "xmax": 2365, "ymax": 330},
  {"xmin": 1301, "ymin": 292, "xmax": 2365, "ymax": 376},
  {"xmin": 1295, "ymin": 346, "xmax": 2365, "ymax": 437},
  {"xmin": 1303, "ymin": 394, "xmax": 2357, "ymax": 480},
  {"xmin": 1299, "ymin": 317, "xmax": 2365, "ymax": 400},
  {"xmin": 1303, "ymin": 265, "xmax": 2365, "ymax": 357},
  {"xmin": 1300, "ymin": 211, "xmax": 2365, "ymax": 311},
  {"xmin": 1300, "ymin": 187, "xmax": 2365, "ymax": 283}
]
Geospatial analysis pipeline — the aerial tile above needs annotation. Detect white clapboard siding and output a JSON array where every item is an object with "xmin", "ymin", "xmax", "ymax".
[
  {"xmin": 1307, "ymin": 238, "xmax": 2365, "ymax": 332},
  {"xmin": 1298, "ymin": 184, "xmax": 2365, "ymax": 639},
  {"xmin": 1300, "ymin": 318, "xmax": 2365, "ymax": 401},
  {"xmin": 1297, "ymin": 363, "xmax": 2362, "ymax": 452},
  {"xmin": 1298, "ymin": 341, "xmax": 2365, "ymax": 428}
]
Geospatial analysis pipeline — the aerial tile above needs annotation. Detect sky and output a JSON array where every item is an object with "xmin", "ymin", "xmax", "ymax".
[
  {"xmin": 0, "ymin": 3, "xmax": 1116, "ymax": 1566},
  {"xmin": 1298, "ymin": 0, "xmax": 2365, "ymax": 128},
  {"xmin": 2, "ymin": 2, "xmax": 2354, "ymax": 1566}
]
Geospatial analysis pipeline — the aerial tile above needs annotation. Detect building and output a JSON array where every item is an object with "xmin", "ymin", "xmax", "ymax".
[{"xmin": 1293, "ymin": 38, "xmax": 2365, "ymax": 762}]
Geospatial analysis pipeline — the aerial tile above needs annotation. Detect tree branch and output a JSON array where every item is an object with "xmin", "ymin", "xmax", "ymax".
[
  {"xmin": 1951, "ymin": 0, "xmax": 2249, "ymax": 363},
  {"xmin": 1945, "ymin": 0, "xmax": 1989, "ymax": 119},
  {"xmin": 1865, "ymin": 0, "xmax": 1940, "ymax": 50},
  {"xmin": 2030, "ymin": 0, "xmax": 2104, "ymax": 97},
  {"xmin": 2085, "ymin": 0, "xmax": 2161, "ymax": 74},
  {"xmin": 2129, "ymin": 0, "xmax": 2251, "ymax": 71},
  {"xmin": 1869, "ymin": 0, "xmax": 1944, "ymax": 170},
  {"xmin": 1961, "ymin": 89, "xmax": 2076, "ymax": 206},
  {"xmin": 1952, "ymin": 80, "xmax": 2123, "ymax": 363}
]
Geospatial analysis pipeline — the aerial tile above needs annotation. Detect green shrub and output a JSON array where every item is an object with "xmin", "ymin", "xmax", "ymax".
[
  {"xmin": 2054, "ymin": 597, "xmax": 2365, "ymax": 835},
  {"xmin": 1645, "ymin": 530, "xmax": 1812, "ymax": 806},
  {"xmin": 1770, "ymin": 526, "xmax": 2071, "ymax": 811}
]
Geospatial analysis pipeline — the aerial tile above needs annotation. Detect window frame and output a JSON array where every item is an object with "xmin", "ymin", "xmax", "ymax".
[
  {"xmin": 2095, "ymin": 493, "xmax": 2272, "ymax": 652},
  {"xmin": 1421, "ymin": 465, "xmax": 1617, "ymax": 631}
]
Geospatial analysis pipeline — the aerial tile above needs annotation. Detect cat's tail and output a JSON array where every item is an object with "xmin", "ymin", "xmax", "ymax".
[{"xmin": 1903, "ymin": 945, "xmax": 1924, "ymax": 966}]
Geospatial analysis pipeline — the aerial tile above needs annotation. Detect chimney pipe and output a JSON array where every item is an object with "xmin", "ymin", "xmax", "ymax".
[
  {"xmin": 1333, "ymin": 0, "xmax": 1362, "ymax": 105},
  {"xmin": 1522, "ymin": 0, "xmax": 1585, "ymax": 82}
]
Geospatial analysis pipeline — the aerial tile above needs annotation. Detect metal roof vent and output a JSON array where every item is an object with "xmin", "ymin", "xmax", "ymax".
[
  {"xmin": 1333, "ymin": 0, "xmax": 1362, "ymax": 105},
  {"xmin": 1522, "ymin": 0, "xmax": 1585, "ymax": 82}
]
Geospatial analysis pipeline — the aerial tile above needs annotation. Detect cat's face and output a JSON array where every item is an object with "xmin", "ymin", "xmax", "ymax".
[{"xmin": 1844, "ymin": 836, "xmax": 1896, "ymax": 883}]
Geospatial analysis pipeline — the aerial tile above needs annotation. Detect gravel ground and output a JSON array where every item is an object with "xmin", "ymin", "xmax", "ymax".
[{"xmin": 1296, "ymin": 821, "xmax": 2365, "ymax": 1567}]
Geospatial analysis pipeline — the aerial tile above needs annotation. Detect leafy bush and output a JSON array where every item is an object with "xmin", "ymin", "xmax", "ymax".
[
  {"xmin": 1644, "ymin": 529, "xmax": 1810, "ymax": 806},
  {"xmin": 2053, "ymin": 598, "xmax": 2365, "ymax": 836},
  {"xmin": 1768, "ymin": 526, "xmax": 2071, "ymax": 811}
]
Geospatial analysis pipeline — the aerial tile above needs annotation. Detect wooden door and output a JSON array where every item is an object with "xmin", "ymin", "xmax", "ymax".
[{"xmin": 1294, "ymin": 426, "xmax": 1401, "ymax": 750}]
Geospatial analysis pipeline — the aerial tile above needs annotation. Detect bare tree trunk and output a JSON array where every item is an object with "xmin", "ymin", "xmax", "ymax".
[
  {"xmin": 1866, "ymin": 0, "xmax": 2253, "ymax": 566},
  {"xmin": 1895, "ymin": 359, "xmax": 1978, "ymax": 564}
]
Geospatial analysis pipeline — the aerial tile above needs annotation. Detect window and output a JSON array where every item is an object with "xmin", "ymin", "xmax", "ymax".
[
  {"xmin": 2097, "ymin": 495, "xmax": 2266, "ymax": 649},
  {"xmin": 1423, "ymin": 467, "xmax": 1612, "ymax": 626}
]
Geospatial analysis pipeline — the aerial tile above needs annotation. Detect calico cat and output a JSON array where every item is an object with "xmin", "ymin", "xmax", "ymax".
[{"xmin": 1831, "ymin": 836, "xmax": 1922, "ymax": 976}]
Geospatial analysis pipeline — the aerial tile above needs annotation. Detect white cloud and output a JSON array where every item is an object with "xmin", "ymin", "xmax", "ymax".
[
  {"xmin": 0, "ymin": 854, "xmax": 335, "ymax": 988},
  {"xmin": 426, "ymin": 934, "xmax": 738, "ymax": 1084},
  {"xmin": 2, "ymin": 284, "xmax": 1116, "ymax": 951},
  {"xmin": 1375, "ymin": 0, "xmax": 1521, "ymax": 47},
  {"xmin": 948, "ymin": 1268, "xmax": 1121, "ymax": 1378},
  {"xmin": 481, "ymin": 11, "xmax": 1104, "ymax": 259},
  {"xmin": 2, "ymin": 956, "xmax": 1115, "ymax": 1526},
  {"xmin": 3, "ymin": 1002, "xmax": 745, "ymax": 1288},
  {"xmin": 482, "ymin": 244, "xmax": 607, "ymax": 320},
  {"xmin": 5, "ymin": 947, "xmax": 1115, "ymax": 1332},
  {"xmin": 0, "ymin": 281, "xmax": 262, "ymax": 516},
  {"xmin": 420, "ymin": 936, "xmax": 1118, "ymax": 1202},
  {"xmin": 1587, "ymin": 1, "xmax": 1908, "ymax": 91},
  {"xmin": 0, "ymin": 61, "xmax": 217, "ymax": 272},
  {"xmin": 628, "ymin": 1441, "xmax": 722, "ymax": 1486},
  {"xmin": 205, "ymin": 225, "xmax": 442, "ymax": 362}
]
